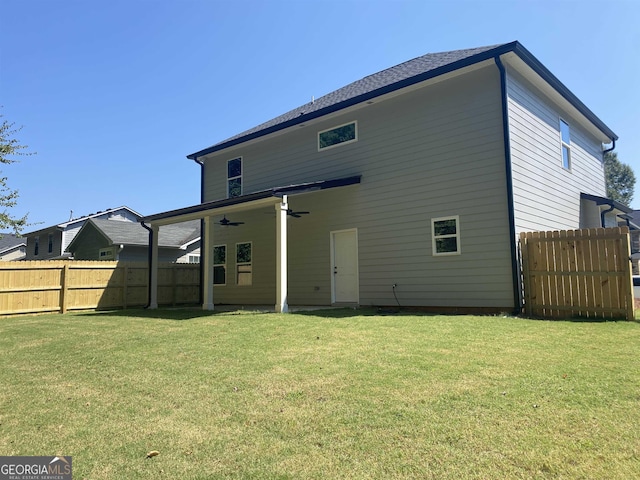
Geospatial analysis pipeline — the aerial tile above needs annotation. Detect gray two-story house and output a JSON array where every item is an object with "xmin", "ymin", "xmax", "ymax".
[
  {"xmin": 24, "ymin": 206, "xmax": 141, "ymax": 260},
  {"xmin": 142, "ymin": 41, "xmax": 621, "ymax": 313}
]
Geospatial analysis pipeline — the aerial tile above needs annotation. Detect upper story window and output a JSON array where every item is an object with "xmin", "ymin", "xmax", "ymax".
[
  {"xmin": 318, "ymin": 121, "xmax": 357, "ymax": 150},
  {"xmin": 227, "ymin": 157, "xmax": 242, "ymax": 198},
  {"xmin": 432, "ymin": 216, "xmax": 461, "ymax": 256},
  {"xmin": 560, "ymin": 119, "xmax": 571, "ymax": 170},
  {"xmin": 34, "ymin": 236, "xmax": 39, "ymax": 256},
  {"xmin": 48, "ymin": 233, "xmax": 53, "ymax": 253}
]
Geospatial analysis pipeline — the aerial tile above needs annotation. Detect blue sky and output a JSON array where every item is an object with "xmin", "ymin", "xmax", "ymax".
[{"xmin": 1, "ymin": 0, "xmax": 639, "ymax": 229}]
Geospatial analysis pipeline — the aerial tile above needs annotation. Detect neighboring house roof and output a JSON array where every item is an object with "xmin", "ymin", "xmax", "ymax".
[
  {"xmin": 24, "ymin": 206, "xmax": 143, "ymax": 236},
  {"xmin": 0, "ymin": 233, "xmax": 26, "ymax": 255},
  {"xmin": 67, "ymin": 218, "xmax": 201, "ymax": 251},
  {"xmin": 188, "ymin": 41, "xmax": 617, "ymax": 160}
]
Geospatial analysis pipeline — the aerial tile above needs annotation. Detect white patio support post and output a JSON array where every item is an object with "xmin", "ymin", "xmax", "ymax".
[
  {"xmin": 149, "ymin": 224, "xmax": 159, "ymax": 309},
  {"xmin": 275, "ymin": 196, "xmax": 289, "ymax": 313},
  {"xmin": 202, "ymin": 215, "xmax": 215, "ymax": 310}
]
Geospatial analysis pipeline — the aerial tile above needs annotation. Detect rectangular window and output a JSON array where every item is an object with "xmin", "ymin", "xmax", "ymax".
[
  {"xmin": 188, "ymin": 255, "xmax": 200, "ymax": 264},
  {"xmin": 227, "ymin": 157, "xmax": 242, "ymax": 198},
  {"xmin": 99, "ymin": 247, "xmax": 115, "ymax": 260},
  {"xmin": 213, "ymin": 245, "xmax": 226, "ymax": 285},
  {"xmin": 432, "ymin": 216, "xmax": 461, "ymax": 256},
  {"xmin": 560, "ymin": 119, "xmax": 571, "ymax": 170},
  {"xmin": 318, "ymin": 121, "xmax": 357, "ymax": 150},
  {"xmin": 48, "ymin": 233, "xmax": 53, "ymax": 253},
  {"xmin": 34, "ymin": 236, "xmax": 39, "ymax": 256},
  {"xmin": 236, "ymin": 242, "xmax": 252, "ymax": 286}
]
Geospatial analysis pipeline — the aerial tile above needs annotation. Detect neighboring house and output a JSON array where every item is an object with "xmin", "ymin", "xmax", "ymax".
[
  {"xmin": 23, "ymin": 207, "xmax": 141, "ymax": 260},
  {"xmin": 67, "ymin": 219, "xmax": 201, "ymax": 263},
  {"xmin": 624, "ymin": 210, "xmax": 640, "ymax": 274},
  {"xmin": 0, "ymin": 233, "xmax": 27, "ymax": 261},
  {"xmin": 141, "ymin": 41, "xmax": 621, "ymax": 313}
]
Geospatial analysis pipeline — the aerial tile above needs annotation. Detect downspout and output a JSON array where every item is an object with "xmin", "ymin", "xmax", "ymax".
[
  {"xmin": 495, "ymin": 55, "xmax": 522, "ymax": 315},
  {"xmin": 141, "ymin": 221, "xmax": 153, "ymax": 308},
  {"xmin": 603, "ymin": 139, "xmax": 616, "ymax": 156},
  {"xmin": 600, "ymin": 204, "xmax": 615, "ymax": 228},
  {"xmin": 194, "ymin": 156, "xmax": 205, "ymax": 306},
  {"xmin": 601, "ymin": 141, "xmax": 616, "ymax": 227}
]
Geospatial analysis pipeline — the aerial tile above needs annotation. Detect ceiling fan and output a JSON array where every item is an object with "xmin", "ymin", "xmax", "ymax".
[
  {"xmin": 286, "ymin": 209, "xmax": 310, "ymax": 218},
  {"xmin": 217, "ymin": 215, "xmax": 244, "ymax": 227}
]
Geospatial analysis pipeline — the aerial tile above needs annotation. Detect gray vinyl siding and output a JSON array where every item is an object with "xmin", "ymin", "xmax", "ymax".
[
  {"xmin": 506, "ymin": 67, "xmax": 606, "ymax": 234},
  {"xmin": 201, "ymin": 64, "xmax": 514, "ymax": 309}
]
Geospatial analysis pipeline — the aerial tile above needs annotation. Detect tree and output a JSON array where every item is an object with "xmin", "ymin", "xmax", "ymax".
[
  {"xmin": 0, "ymin": 113, "xmax": 32, "ymax": 233},
  {"xmin": 604, "ymin": 151, "xmax": 636, "ymax": 207}
]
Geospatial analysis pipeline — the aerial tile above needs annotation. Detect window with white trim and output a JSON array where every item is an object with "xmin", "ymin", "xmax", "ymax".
[
  {"xmin": 236, "ymin": 242, "xmax": 252, "ymax": 286},
  {"xmin": 188, "ymin": 254, "xmax": 201, "ymax": 264},
  {"xmin": 318, "ymin": 121, "xmax": 357, "ymax": 150},
  {"xmin": 560, "ymin": 119, "xmax": 571, "ymax": 170},
  {"xmin": 432, "ymin": 216, "xmax": 461, "ymax": 256},
  {"xmin": 227, "ymin": 157, "xmax": 242, "ymax": 198},
  {"xmin": 34, "ymin": 236, "xmax": 39, "ymax": 256},
  {"xmin": 213, "ymin": 245, "xmax": 226, "ymax": 285}
]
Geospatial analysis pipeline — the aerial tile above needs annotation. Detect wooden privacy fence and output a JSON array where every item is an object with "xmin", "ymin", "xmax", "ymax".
[
  {"xmin": 0, "ymin": 261, "xmax": 200, "ymax": 316},
  {"xmin": 520, "ymin": 227, "xmax": 634, "ymax": 321}
]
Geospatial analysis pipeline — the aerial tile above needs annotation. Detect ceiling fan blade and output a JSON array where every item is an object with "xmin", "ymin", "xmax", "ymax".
[{"xmin": 287, "ymin": 209, "xmax": 310, "ymax": 217}]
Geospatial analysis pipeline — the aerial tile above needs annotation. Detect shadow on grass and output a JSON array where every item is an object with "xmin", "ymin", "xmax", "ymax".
[
  {"xmin": 73, "ymin": 306, "xmax": 406, "ymax": 321},
  {"xmin": 73, "ymin": 306, "xmax": 640, "ymax": 323}
]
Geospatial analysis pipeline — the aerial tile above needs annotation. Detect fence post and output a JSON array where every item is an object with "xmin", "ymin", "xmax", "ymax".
[
  {"xmin": 123, "ymin": 264, "xmax": 129, "ymax": 310},
  {"xmin": 60, "ymin": 264, "xmax": 69, "ymax": 314}
]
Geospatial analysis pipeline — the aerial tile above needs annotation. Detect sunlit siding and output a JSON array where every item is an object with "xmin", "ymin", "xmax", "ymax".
[
  {"xmin": 202, "ymin": 65, "xmax": 514, "ymax": 308},
  {"xmin": 506, "ymin": 67, "xmax": 606, "ymax": 234}
]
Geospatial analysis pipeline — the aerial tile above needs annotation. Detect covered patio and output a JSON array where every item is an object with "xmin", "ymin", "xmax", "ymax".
[{"xmin": 140, "ymin": 176, "xmax": 361, "ymax": 313}]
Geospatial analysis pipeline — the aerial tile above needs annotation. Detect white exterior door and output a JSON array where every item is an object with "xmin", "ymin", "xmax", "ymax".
[{"xmin": 331, "ymin": 229, "xmax": 359, "ymax": 304}]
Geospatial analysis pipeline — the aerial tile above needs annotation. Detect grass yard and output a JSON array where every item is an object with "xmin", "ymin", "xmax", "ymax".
[{"xmin": 0, "ymin": 308, "xmax": 638, "ymax": 479}]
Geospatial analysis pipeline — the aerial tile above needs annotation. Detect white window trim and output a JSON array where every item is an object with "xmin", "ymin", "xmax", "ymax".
[
  {"xmin": 431, "ymin": 215, "xmax": 461, "ymax": 256},
  {"xmin": 236, "ymin": 241, "xmax": 252, "ymax": 286},
  {"xmin": 318, "ymin": 121, "xmax": 358, "ymax": 151},
  {"xmin": 213, "ymin": 245, "xmax": 226, "ymax": 286},
  {"xmin": 559, "ymin": 118, "xmax": 571, "ymax": 171},
  {"xmin": 227, "ymin": 157, "xmax": 243, "ymax": 198}
]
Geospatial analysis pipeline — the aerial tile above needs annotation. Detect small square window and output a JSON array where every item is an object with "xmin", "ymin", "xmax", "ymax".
[{"xmin": 432, "ymin": 216, "xmax": 461, "ymax": 256}]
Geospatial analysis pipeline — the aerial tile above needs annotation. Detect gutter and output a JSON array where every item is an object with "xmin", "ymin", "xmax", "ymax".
[
  {"xmin": 141, "ymin": 221, "xmax": 153, "ymax": 309},
  {"xmin": 494, "ymin": 55, "xmax": 522, "ymax": 315}
]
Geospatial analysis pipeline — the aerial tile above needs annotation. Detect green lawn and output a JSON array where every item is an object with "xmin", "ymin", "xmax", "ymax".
[{"xmin": 0, "ymin": 308, "xmax": 638, "ymax": 479}]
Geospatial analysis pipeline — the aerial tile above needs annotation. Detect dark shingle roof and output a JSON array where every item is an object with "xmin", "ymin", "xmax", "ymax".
[
  {"xmin": 187, "ymin": 41, "xmax": 616, "ymax": 160},
  {"xmin": 89, "ymin": 219, "xmax": 200, "ymax": 247},
  {"xmin": 0, "ymin": 233, "xmax": 26, "ymax": 253}
]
